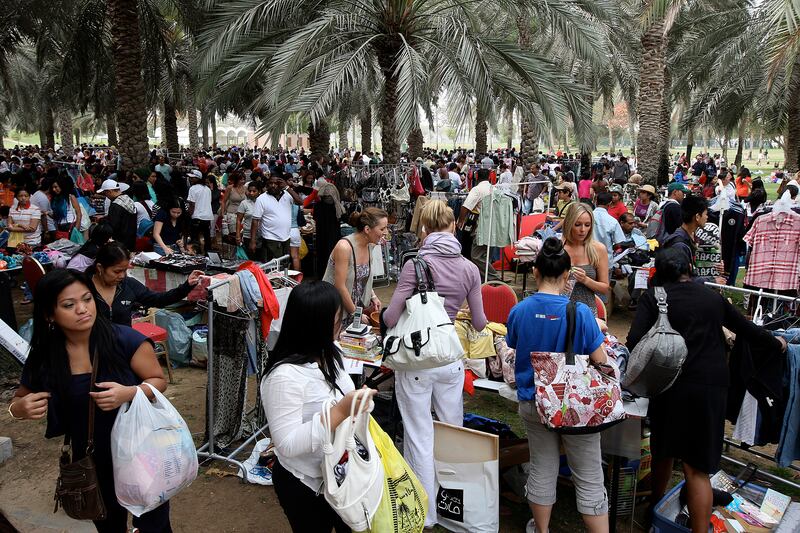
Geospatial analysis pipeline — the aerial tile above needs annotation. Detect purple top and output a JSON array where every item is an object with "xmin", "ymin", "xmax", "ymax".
[{"xmin": 384, "ymin": 232, "xmax": 488, "ymax": 331}]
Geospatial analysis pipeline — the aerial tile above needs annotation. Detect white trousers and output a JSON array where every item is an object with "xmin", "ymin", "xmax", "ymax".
[{"xmin": 395, "ymin": 360, "xmax": 465, "ymax": 527}]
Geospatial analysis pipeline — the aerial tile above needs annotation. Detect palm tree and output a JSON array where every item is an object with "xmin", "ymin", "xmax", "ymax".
[{"xmin": 196, "ymin": 0, "xmax": 601, "ymax": 164}]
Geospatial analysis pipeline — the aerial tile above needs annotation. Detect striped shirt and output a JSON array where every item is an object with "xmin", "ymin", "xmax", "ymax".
[{"xmin": 9, "ymin": 204, "xmax": 42, "ymax": 245}]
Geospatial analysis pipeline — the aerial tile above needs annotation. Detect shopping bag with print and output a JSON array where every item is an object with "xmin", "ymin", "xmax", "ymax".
[
  {"xmin": 531, "ymin": 302, "xmax": 625, "ymax": 434},
  {"xmin": 110, "ymin": 383, "xmax": 198, "ymax": 516},
  {"xmin": 362, "ymin": 417, "xmax": 427, "ymax": 533},
  {"xmin": 433, "ymin": 421, "xmax": 499, "ymax": 533},
  {"xmin": 320, "ymin": 390, "xmax": 384, "ymax": 531}
]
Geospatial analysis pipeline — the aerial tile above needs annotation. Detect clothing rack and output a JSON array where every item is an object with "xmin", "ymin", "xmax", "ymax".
[
  {"xmin": 196, "ymin": 255, "xmax": 291, "ymax": 482},
  {"xmin": 704, "ymin": 282, "xmax": 800, "ymax": 490}
]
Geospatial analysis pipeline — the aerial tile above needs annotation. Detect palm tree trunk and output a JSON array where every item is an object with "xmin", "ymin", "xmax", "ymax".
[
  {"xmin": 636, "ymin": 19, "xmax": 668, "ymax": 185},
  {"xmin": 75, "ymin": 129, "xmax": 80, "ymax": 147},
  {"xmin": 0, "ymin": 122, "xmax": 5, "ymax": 150},
  {"xmin": 186, "ymin": 81, "xmax": 199, "ymax": 151},
  {"xmin": 608, "ymin": 123, "xmax": 615, "ymax": 154},
  {"xmin": 784, "ymin": 64, "xmax": 800, "ymax": 173},
  {"xmin": 211, "ymin": 114, "xmax": 217, "ymax": 147},
  {"xmin": 407, "ymin": 126, "xmax": 424, "ymax": 160},
  {"xmin": 505, "ymin": 110, "xmax": 513, "ymax": 149},
  {"xmin": 39, "ymin": 129, "xmax": 46, "ymax": 148},
  {"xmin": 360, "ymin": 108, "xmax": 372, "ymax": 153},
  {"xmin": 58, "ymin": 109, "xmax": 74, "ymax": 155},
  {"xmin": 44, "ymin": 107, "xmax": 55, "ymax": 149},
  {"xmin": 377, "ymin": 52, "xmax": 401, "ymax": 164},
  {"xmin": 721, "ymin": 132, "xmax": 729, "ymax": 163},
  {"xmin": 475, "ymin": 107, "xmax": 488, "ymax": 155},
  {"xmin": 686, "ymin": 127, "xmax": 694, "ymax": 161},
  {"xmin": 517, "ymin": 19, "xmax": 538, "ymax": 167},
  {"xmin": 657, "ymin": 68, "xmax": 672, "ymax": 184},
  {"xmin": 163, "ymin": 100, "xmax": 179, "ymax": 155},
  {"xmin": 108, "ymin": 0, "xmax": 150, "ymax": 169},
  {"xmin": 748, "ymin": 129, "xmax": 754, "ymax": 160},
  {"xmin": 734, "ymin": 120, "xmax": 746, "ymax": 167},
  {"xmin": 201, "ymin": 110, "xmax": 209, "ymax": 148},
  {"xmin": 308, "ymin": 119, "xmax": 330, "ymax": 160},
  {"xmin": 106, "ymin": 114, "xmax": 118, "ymax": 146},
  {"xmin": 338, "ymin": 105, "xmax": 349, "ymax": 151}
]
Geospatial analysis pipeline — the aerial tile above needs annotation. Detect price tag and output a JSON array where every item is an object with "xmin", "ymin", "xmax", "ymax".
[{"xmin": 634, "ymin": 269, "xmax": 650, "ymax": 290}]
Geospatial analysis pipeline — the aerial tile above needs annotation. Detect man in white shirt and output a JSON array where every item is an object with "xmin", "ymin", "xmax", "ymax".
[
  {"xmin": 187, "ymin": 170, "xmax": 214, "ymax": 254},
  {"xmin": 250, "ymin": 174, "xmax": 302, "ymax": 262},
  {"xmin": 496, "ymin": 162, "xmax": 513, "ymax": 193},
  {"xmin": 447, "ymin": 163, "xmax": 462, "ymax": 191},
  {"xmin": 30, "ymin": 178, "xmax": 53, "ymax": 241},
  {"xmin": 457, "ymin": 169, "xmax": 499, "ymax": 280},
  {"xmin": 481, "ymin": 154, "xmax": 494, "ymax": 169}
]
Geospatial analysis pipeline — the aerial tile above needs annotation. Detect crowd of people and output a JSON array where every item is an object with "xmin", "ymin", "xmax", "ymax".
[{"xmin": 3, "ymin": 140, "xmax": 799, "ymax": 533}]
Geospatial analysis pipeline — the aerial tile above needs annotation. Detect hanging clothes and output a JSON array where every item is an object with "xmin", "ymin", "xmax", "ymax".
[
  {"xmin": 743, "ymin": 210, "xmax": 800, "ymax": 291},
  {"xmin": 238, "ymin": 261, "xmax": 280, "ymax": 339},
  {"xmin": 208, "ymin": 308, "xmax": 250, "ymax": 449},
  {"xmin": 475, "ymin": 190, "xmax": 515, "ymax": 247},
  {"xmin": 776, "ymin": 333, "xmax": 800, "ymax": 467},
  {"xmin": 720, "ymin": 205, "xmax": 747, "ymax": 273}
]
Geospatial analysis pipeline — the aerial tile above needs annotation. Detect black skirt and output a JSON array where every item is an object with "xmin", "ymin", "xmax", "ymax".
[{"xmin": 648, "ymin": 380, "xmax": 727, "ymax": 473}]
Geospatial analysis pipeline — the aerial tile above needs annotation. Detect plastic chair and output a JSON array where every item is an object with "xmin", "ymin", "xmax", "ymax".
[
  {"xmin": 132, "ymin": 308, "xmax": 174, "ymax": 383},
  {"xmin": 480, "ymin": 281, "xmax": 518, "ymax": 324},
  {"xmin": 21, "ymin": 256, "xmax": 46, "ymax": 296},
  {"xmin": 595, "ymin": 295, "xmax": 607, "ymax": 322}
]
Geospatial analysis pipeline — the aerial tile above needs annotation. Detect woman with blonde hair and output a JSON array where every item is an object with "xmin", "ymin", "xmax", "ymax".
[
  {"xmin": 384, "ymin": 199, "xmax": 487, "ymax": 529},
  {"xmin": 323, "ymin": 207, "xmax": 388, "ymax": 328},
  {"xmin": 561, "ymin": 202, "xmax": 610, "ymax": 316}
]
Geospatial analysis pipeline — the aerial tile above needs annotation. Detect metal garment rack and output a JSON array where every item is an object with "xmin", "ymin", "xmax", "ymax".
[
  {"xmin": 196, "ymin": 255, "xmax": 291, "ymax": 481},
  {"xmin": 704, "ymin": 282, "xmax": 800, "ymax": 490}
]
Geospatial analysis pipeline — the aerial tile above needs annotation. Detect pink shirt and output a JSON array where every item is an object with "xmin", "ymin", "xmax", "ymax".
[{"xmin": 578, "ymin": 179, "xmax": 592, "ymax": 199}]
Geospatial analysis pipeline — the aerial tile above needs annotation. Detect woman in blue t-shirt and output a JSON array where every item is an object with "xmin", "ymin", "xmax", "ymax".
[
  {"xmin": 506, "ymin": 237, "xmax": 610, "ymax": 533},
  {"xmin": 8, "ymin": 269, "xmax": 173, "ymax": 532}
]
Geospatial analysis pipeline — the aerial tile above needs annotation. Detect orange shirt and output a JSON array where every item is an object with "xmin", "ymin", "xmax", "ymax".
[{"xmin": 735, "ymin": 176, "xmax": 752, "ymax": 198}]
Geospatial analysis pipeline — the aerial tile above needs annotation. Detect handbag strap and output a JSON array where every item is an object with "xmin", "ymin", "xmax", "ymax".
[
  {"xmin": 564, "ymin": 301, "xmax": 577, "ymax": 366},
  {"xmin": 412, "ymin": 257, "xmax": 435, "ymax": 303},
  {"xmin": 62, "ymin": 348, "xmax": 101, "ymax": 456},
  {"xmin": 654, "ymin": 286, "xmax": 669, "ymax": 315}
]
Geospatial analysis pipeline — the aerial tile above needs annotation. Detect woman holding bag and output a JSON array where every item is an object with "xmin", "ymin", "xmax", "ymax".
[
  {"xmin": 383, "ymin": 199, "xmax": 487, "ymax": 529},
  {"xmin": 262, "ymin": 281, "xmax": 376, "ymax": 532},
  {"xmin": 506, "ymin": 237, "xmax": 609, "ymax": 533},
  {"xmin": 7, "ymin": 269, "xmax": 173, "ymax": 532}
]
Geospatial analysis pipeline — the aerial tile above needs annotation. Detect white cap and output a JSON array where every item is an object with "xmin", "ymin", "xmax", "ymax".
[
  {"xmin": 189, "ymin": 169, "xmax": 203, "ymax": 179},
  {"xmin": 97, "ymin": 179, "xmax": 122, "ymax": 192}
]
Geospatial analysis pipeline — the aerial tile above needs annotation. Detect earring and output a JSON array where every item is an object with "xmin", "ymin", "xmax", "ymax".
[{"xmin": 48, "ymin": 321, "xmax": 55, "ymax": 332}]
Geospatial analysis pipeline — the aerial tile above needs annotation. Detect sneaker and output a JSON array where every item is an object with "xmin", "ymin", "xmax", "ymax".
[{"xmin": 526, "ymin": 519, "xmax": 536, "ymax": 533}]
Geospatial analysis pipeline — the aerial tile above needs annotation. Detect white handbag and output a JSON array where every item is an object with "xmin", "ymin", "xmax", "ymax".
[
  {"xmin": 320, "ymin": 390, "xmax": 384, "ymax": 531},
  {"xmin": 382, "ymin": 258, "xmax": 465, "ymax": 371}
]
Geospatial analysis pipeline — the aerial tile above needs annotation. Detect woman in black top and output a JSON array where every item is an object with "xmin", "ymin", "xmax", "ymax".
[
  {"xmin": 8, "ymin": 269, "xmax": 173, "ymax": 532},
  {"xmin": 89, "ymin": 242, "xmax": 202, "ymax": 326},
  {"xmin": 626, "ymin": 248, "xmax": 786, "ymax": 533},
  {"xmin": 153, "ymin": 198, "xmax": 189, "ymax": 255}
]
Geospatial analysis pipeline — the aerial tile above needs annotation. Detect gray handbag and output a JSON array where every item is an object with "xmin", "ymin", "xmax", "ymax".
[{"xmin": 622, "ymin": 286, "xmax": 688, "ymax": 397}]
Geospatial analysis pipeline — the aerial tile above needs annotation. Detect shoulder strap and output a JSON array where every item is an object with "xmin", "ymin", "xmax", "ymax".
[
  {"xmin": 564, "ymin": 301, "xmax": 577, "ymax": 365},
  {"xmin": 63, "ymin": 348, "xmax": 100, "ymax": 456},
  {"xmin": 654, "ymin": 286, "xmax": 669, "ymax": 315},
  {"xmin": 411, "ymin": 257, "xmax": 435, "ymax": 304}
]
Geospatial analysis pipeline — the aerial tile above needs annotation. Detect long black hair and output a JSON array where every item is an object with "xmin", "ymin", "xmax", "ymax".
[
  {"xmin": 265, "ymin": 281, "xmax": 344, "ymax": 392},
  {"xmin": 26, "ymin": 269, "xmax": 128, "ymax": 401}
]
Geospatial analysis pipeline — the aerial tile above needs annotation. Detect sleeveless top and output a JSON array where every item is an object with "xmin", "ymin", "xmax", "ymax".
[
  {"xmin": 226, "ymin": 186, "xmax": 246, "ymax": 215},
  {"xmin": 569, "ymin": 263, "xmax": 599, "ymax": 317}
]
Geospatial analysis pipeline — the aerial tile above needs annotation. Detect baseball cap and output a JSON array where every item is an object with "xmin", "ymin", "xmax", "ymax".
[
  {"xmin": 97, "ymin": 179, "xmax": 122, "ymax": 193},
  {"xmin": 668, "ymin": 182, "xmax": 689, "ymax": 194},
  {"xmin": 555, "ymin": 182, "xmax": 577, "ymax": 195},
  {"xmin": 609, "ymin": 184, "xmax": 623, "ymax": 195},
  {"xmin": 188, "ymin": 169, "xmax": 203, "ymax": 179}
]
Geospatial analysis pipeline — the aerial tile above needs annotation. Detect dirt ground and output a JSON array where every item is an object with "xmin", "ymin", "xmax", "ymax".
[{"xmin": 1, "ymin": 279, "xmax": 797, "ymax": 532}]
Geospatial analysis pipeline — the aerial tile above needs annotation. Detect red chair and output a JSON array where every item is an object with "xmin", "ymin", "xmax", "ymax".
[
  {"xmin": 132, "ymin": 308, "xmax": 174, "ymax": 383},
  {"xmin": 595, "ymin": 295, "xmax": 607, "ymax": 321},
  {"xmin": 21, "ymin": 256, "xmax": 46, "ymax": 296},
  {"xmin": 495, "ymin": 213, "xmax": 548, "ymax": 278},
  {"xmin": 480, "ymin": 281, "xmax": 518, "ymax": 324}
]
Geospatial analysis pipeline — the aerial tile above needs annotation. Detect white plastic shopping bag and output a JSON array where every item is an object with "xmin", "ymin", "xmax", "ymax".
[
  {"xmin": 111, "ymin": 383, "xmax": 198, "ymax": 516},
  {"xmin": 433, "ymin": 421, "xmax": 499, "ymax": 533}
]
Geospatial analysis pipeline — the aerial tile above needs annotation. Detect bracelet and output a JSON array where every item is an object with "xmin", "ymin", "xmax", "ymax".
[{"xmin": 8, "ymin": 402, "xmax": 23, "ymax": 420}]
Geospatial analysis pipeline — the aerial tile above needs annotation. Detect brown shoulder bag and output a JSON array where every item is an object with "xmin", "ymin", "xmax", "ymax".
[{"xmin": 54, "ymin": 349, "xmax": 107, "ymax": 520}]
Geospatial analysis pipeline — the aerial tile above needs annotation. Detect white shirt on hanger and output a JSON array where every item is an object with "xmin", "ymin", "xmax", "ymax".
[{"xmin": 261, "ymin": 362, "xmax": 355, "ymax": 491}]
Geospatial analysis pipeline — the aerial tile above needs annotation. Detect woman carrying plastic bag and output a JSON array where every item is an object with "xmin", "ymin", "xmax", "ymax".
[{"xmin": 110, "ymin": 383, "xmax": 198, "ymax": 516}]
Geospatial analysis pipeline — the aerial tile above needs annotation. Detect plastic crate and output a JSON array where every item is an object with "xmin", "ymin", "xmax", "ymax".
[{"xmin": 653, "ymin": 479, "xmax": 774, "ymax": 533}]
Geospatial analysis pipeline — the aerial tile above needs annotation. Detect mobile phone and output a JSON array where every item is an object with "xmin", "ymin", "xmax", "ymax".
[{"xmin": 350, "ymin": 306, "xmax": 363, "ymax": 326}]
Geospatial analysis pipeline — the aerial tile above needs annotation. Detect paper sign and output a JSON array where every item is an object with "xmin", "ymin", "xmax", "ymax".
[
  {"xmin": 343, "ymin": 357, "xmax": 365, "ymax": 375},
  {"xmin": 634, "ymin": 269, "xmax": 650, "ymax": 289},
  {"xmin": 0, "ymin": 318, "xmax": 28, "ymax": 365}
]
